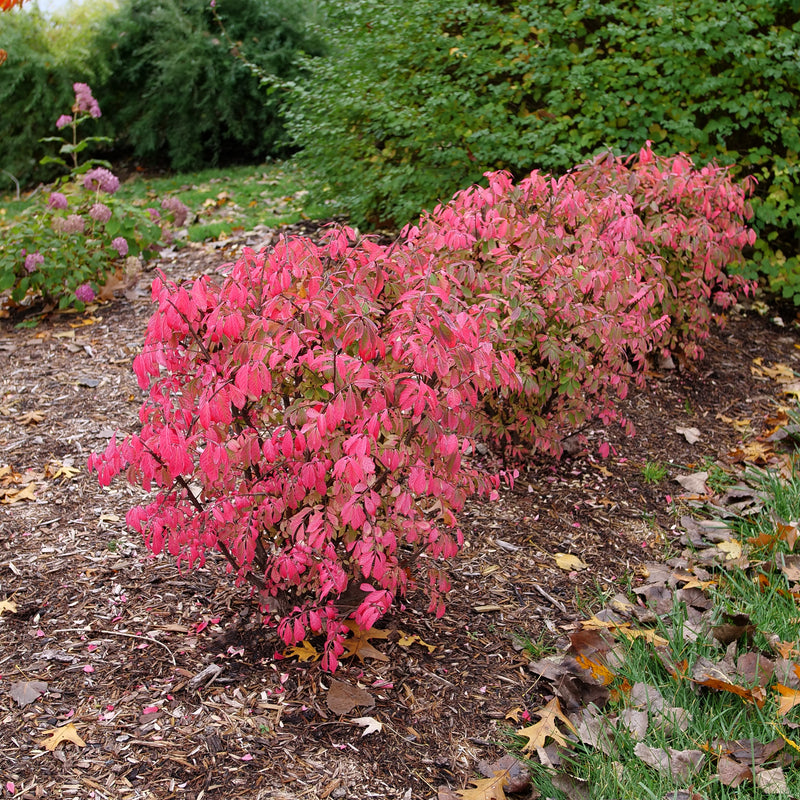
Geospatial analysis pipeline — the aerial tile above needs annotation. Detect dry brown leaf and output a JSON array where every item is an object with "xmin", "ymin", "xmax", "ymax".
[
  {"xmin": 675, "ymin": 471, "xmax": 709, "ymax": 495},
  {"xmin": 729, "ymin": 441, "xmax": 774, "ymax": 465},
  {"xmin": 516, "ymin": 697, "xmax": 576, "ymax": 755},
  {"xmin": 633, "ymin": 743, "xmax": 705, "ymax": 781},
  {"xmin": 457, "ymin": 771, "xmax": 509, "ymax": 800},
  {"xmin": 10, "ymin": 680, "xmax": 48, "ymax": 706},
  {"xmin": 341, "ymin": 622, "xmax": 389, "ymax": 662},
  {"xmin": 351, "ymin": 716, "xmax": 382, "ymax": 736},
  {"xmin": 717, "ymin": 755, "xmax": 752, "ymax": 787},
  {"xmin": 751, "ymin": 359, "xmax": 796, "ymax": 383},
  {"xmin": 676, "ymin": 426, "xmax": 702, "ymax": 444},
  {"xmin": 754, "ymin": 766, "xmax": 788, "ymax": 795},
  {"xmin": 326, "ymin": 680, "xmax": 374, "ymax": 715},
  {"xmin": 38, "ymin": 722, "xmax": 86, "ymax": 751},
  {"xmin": 717, "ymin": 540, "xmax": 743, "ymax": 561},
  {"xmin": 554, "ymin": 553, "xmax": 588, "ymax": 571},
  {"xmin": 777, "ymin": 521, "xmax": 799, "ymax": 551}
]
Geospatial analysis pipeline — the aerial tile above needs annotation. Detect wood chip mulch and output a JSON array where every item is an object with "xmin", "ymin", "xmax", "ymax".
[{"xmin": 1, "ymin": 223, "xmax": 799, "ymax": 799}]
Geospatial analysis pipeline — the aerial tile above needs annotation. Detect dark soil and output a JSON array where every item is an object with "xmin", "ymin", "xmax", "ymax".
[{"xmin": 1, "ymin": 224, "xmax": 799, "ymax": 800}]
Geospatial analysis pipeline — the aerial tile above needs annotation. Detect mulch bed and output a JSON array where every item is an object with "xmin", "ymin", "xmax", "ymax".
[{"xmin": 1, "ymin": 224, "xmax": 799, "ymax": 800}]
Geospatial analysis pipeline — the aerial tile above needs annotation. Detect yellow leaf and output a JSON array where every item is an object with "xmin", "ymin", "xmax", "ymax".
[
  {"xmin": 1, "ymin": 483, "xmax": 36, "ymax": 504},
  {"xmin": 575, "ymin": 653, "xmax": 615, "ymax": 686},
  {"xmin": 582, "ymin": 616, "xmax": 669, "ymax": 648},
  {"xmin": 775, "ymin": 684, "xmax": 800, "ymax": 717},
  {"xmin": 717, "ymin": 540, "xmax": 743, "ymax": 561},
  {"xmin": 504, "ymin": 706, "xmax": 525, "ymax": 723},
  {"xmin": 554, "ymin": 552, "xmax": 588, "ymax": 571},
  {"xmin": 16, "ymin": 411, "xmax": 45, "ymax": 425},
  {"xmin": 516, "ymin": 697, "xmax": 576, "ymax": 755},
  {"xmin": 457, "ymin": 770, "xmax": 510, "ymax": 800},
  {"xmin": 396, "ymin": 631, "xmax": 436, "ymax": 653},
  {"xmin": 283, "ymin": 640, "xmax": 320, "ymax": 663},
  {"xmin": 0, "ymin": 599, "xmax": 17, "ymax": 616},
  {"xmin": 38, "ymin": 723, "xmax": 86, "ymax": 751}
]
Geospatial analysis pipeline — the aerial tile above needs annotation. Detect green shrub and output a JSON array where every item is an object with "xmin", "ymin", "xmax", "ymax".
[
  {"xmin": 89, "ymin": 0, "xmax": 325, "ymax": 172},
  {"xmin": 0, "ymin": 2, "xmax": 115, "ymax": 190},
  {"xmin": 288, "ymin": 0, "xmax": 799, "ymax": 278}
]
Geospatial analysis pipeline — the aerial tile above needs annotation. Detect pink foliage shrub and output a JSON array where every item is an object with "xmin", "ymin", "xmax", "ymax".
[
  {"xmin": 90, "ymin": 229, "xmax": 518, "ymax": 670},
  {"xmin": 89, "ymin": 145, "xmax": 755, "ymax": 668}
]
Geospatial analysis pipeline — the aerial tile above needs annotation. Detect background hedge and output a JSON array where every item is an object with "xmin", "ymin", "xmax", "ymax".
[{"xmin": 288, "ymin": 0, "xmax": 800, "ymax": 294}]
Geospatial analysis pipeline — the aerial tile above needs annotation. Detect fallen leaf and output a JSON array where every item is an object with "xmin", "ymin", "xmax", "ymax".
[
  {"xmin": 676, "ymin": 426, "xmax": 702, "ymax": 444},
  {"xmin": 516, "ymin": 697, "xmax": 576, "ymax": 755},
  {"xmin": 751, "ymin": 359, "xmax": 795, "ymax": 383},
  {"xmin": 754, "ymin": 766, "xmax": 787, "ymax": 795},
  {"xmin": 774, "ymin": 684, "xmax": 800, "ymax": 717},
  {"xmin": 326, "ymin": 680, "xmax": 374, "ymax": 715},
  {"xmin": 283, "ymin": 640, "xmax": 320, "ymax": 662},
  {"xmin": 351, "ymin": 716, "xmax": 382, "ymax": 736},
  {"xmin": 582, "ymin": 616, "xmax": 669, "ymax": 648},
  {"xmin": 0, "ymin": 483, "xmax": 36, "ymax": 504},
  {"xmin": 633, "ymin": 743, "xmax": 705, "ymax": 781},
  {"xmin": 717, "ymin": 540, "xmax": 743, "ymax": 561},
  {"xmin": 341, "ymin": 622, "xmax": 389, "ymax": 662},
  {"xmin": 0, "ymin": 599, "xmax": 17, "ymax": 616},
  {"xmin": 729, "ymin": 441, "xmax": 774, "ymax": 466},
  {"xmin": 38, "ymin": 722, "xmax": 86, "ymax": 751},
  {"xmin": 776, "ymin": 553, "xmax": 800, "ymax": 582},
  {"xmin": 397, "ymin": 631, "xmax": 436, "ymax": 653},
  {"xmin": 477, "ymin": 755, "xmax": 531, "ymax": 795},
  {"xmin": 574, "ymin": 653, "xmax": 615, "ymax": 686},
  {"xmin": 675, "ymin": 472, "xmax": 709, "ymax": 495},
  {"xmin": 15, "ymin": 411, "xmax": 45, "ymax": 425},
  {"xmin": 457, "ymin": 771, "xmax": 510, "ymax": 800},
  {"xmin": 10, "ymin": 680, "xmax": 48, "ymax": 706},
  {"xmin": 554, "ymin": 553, "xmax": 588, "ymax": 571},
  {"xmin": 717, "ymin": 755, "xmax": 752, "ymax": 787}
]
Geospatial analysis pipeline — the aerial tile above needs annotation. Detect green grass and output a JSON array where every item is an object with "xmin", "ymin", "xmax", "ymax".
[
  {"xmin": 0, "ymin": 161, "xmax": 332, "ymax": 245},
  {"xmin": 513, "ymin": 462, "xmax": 800, "ymax": 800},
  {"xmin": 642, "ymin": 461, "xmax": 668, "ymax": 485}
]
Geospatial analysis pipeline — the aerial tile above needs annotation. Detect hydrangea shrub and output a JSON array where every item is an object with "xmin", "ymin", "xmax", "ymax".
[{"xmin": 0, "ymin": 83, "xmax": 188, "ymax": 311}]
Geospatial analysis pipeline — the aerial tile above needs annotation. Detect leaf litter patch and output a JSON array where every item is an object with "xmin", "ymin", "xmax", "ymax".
[{"xmin": 514, "ymin": 478, "xmax": 800, "ymax": 799}]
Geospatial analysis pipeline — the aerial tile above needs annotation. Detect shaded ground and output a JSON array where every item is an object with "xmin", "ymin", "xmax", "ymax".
[{"xmin": 1, "ymin": 226, "xmax": 799, "ymax": 799}]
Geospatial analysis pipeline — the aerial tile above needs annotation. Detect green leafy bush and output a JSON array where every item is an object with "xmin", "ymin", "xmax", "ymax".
[
  {"xmin": 0, "ymin": 7, "xmax": 83, "ymax": 188},
  {"xmin": 288, "ymin": 0, "xmax": 799, "ymax": 281},
  {"xmin": 90, "ymin": 0, "xmax": 324, "ymax": 171}
]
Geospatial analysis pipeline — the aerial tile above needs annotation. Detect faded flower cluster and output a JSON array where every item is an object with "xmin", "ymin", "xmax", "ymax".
[{"xmin": 83, "ymin": 168, "xmax": 120, "ymax": 195}]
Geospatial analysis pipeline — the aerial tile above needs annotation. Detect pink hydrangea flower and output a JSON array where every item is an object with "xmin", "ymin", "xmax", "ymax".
[
  {"xmin": 73, "ymin": 83, "xmax": 101, "ymax": 119},
  {"xmin": 53, "ymin": 214, "xmax": 86, "ymax": 235},
  {"xmin": 161, "ymin": 196, "xmax": 189, "ymax": 227},
  {"xmin": 75, "ymin": 283, "xmax": 96, "ymax": 303},
  {"xmin": 56, "ymin": 114, "xmax": 73, "ymax": 130},
  {"xmin": 48, "ymin": 192, "xmax": 68, "ymax": 210},
  {"xmin": 24, "ymin": 252, "xmax": 44, "ymax": 273},
  {"xmin": 147, "ymin": 208, "xmax": 161, "ymax": 221},
  {"xmin": 83, "ymin": 168, "xmax": 119, "ymax": 194},
  {"xmin": 111, "ymin": 237, "xmax": 129, "ymax": 257},
  {"xmin": 90, "ymin": 203, "xmax": 112, "ymax": 224}
]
